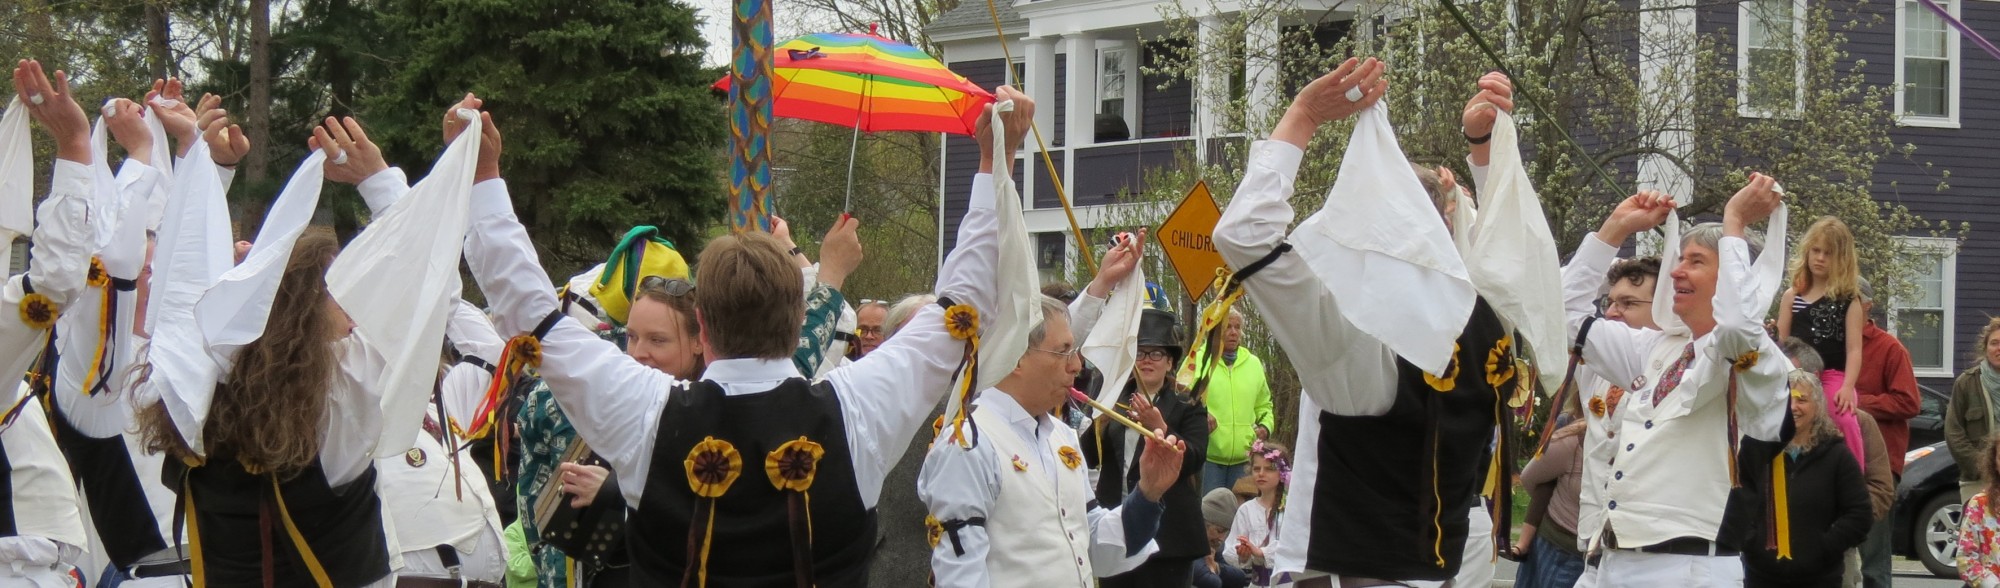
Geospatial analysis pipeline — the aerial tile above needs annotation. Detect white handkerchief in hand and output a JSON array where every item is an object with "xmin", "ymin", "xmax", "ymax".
[
  {"xmin": 1463, "ymin": 111, "xmax": 1565, "ymax": 393},
  {"xmin": 1082, "ymin": 260, "xmax": 1144, "ymax": 411},
  {"xmin": 1289, "ymin": 103, "xmax": 1475, "ymax": 375}
]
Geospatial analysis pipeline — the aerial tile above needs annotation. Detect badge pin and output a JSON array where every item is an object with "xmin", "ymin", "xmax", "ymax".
[
  {"xmin": 1011, "ymin": 455, "xmax": 1029, "ymax": 472},
  {"xmin": 405, "ymin": 448, "xmax": 427, "ymax": 468},
  {"xmin": 1630, "ymin": 376, "xmax": 1648, "ymax": 390}
]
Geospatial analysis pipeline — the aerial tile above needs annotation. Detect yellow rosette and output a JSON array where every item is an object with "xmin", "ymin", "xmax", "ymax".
[
  {"xmin": 1058, "ymin": 446, "xmax": 1083, "ymax": 470},
  {"xmin": 1424, "ymin": 343, "xmax": 1462, "ymax": 392},
  {"xmin": 19, "ymin": 293, "xmax": 57, "ymax": 330},
  {"xmin": 765, "ymin": 437, "xmax": 824, "ymax": 492},
  {"xmin": 1485, "ymin": 336, "xmax": 1517, "ymax": 391},
  {"xmin": 682, "ymin": 437, "xmax": 740, "ymax": 587},
  {"xmin": 944, "ymin": 304, "xmax": 979, "ymax": 340}
]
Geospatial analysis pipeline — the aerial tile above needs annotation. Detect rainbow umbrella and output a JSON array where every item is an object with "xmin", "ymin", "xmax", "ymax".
[{"xmin": 716, "ymin": 26, "xmax": 995, "ymax": 208}]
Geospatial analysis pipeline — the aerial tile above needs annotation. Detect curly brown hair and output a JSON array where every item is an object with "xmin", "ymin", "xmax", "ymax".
[{"xmin": 136, "ymin": 232, "xmax": 345, "ymax": 477}]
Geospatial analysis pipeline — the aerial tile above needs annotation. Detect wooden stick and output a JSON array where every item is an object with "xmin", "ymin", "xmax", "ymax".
[{"xmin": 1070, "ymin": 389, "xmax": 1179, "ymax": 451}]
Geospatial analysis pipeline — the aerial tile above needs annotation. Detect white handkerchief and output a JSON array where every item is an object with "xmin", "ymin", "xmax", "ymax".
[
  {"xmin": 1289, "ymin": 103, "xmax": 1475, "ymax": 374},
  {"xmin": 0, "ymin": 98, "xmax": 32, "ymax": 266},
  {"xmin": 1082, "ymin": 262, "xmax": 1144, "ymax": 410},
  {"xmin": 1463, "ymin": 111, "xmax": 1565, "ymax": 393}
]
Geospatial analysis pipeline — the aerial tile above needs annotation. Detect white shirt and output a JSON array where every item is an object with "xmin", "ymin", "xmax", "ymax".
[
  {"xmin": 461, "ymin": 173, "xmax": 999, "ymax": 508},
  {"xmin": 0, "ymin": 160, "xmax": 96, "ymax": 561},
  {"xmin": 1225, "ymin": 498, "xmax": 1280, "ymax": 570},
  {"xmin": 918, "ymin": 390, "xmax": 1156, "ymax": 587},
  {"xmin": 1562, "ymin": 233, "xmax": 1790, "ymax": 548}
]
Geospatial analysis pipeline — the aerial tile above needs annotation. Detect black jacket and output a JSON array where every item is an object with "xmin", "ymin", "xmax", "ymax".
[
  {"xmin": 1081, "ymin": 383, "xmax": 1211, "ymax": 560},
  {"xmin": 1735, "ymin": 435, "xmax": 1873, "ymax": 587}
]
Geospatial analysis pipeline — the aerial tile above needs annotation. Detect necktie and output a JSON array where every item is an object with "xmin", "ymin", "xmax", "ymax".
[{"xmin": 1650, "ymin": 342, "xmax": 1698, "ymax": 407}]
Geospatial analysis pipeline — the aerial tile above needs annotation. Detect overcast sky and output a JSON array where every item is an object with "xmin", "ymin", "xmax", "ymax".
[{"xmin": 691, "ymin": 0, "xmax": 844, "ymax": 67}]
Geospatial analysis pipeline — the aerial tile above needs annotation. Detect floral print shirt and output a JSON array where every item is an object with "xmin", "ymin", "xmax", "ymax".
[{"xmin": 1959, "ymin": 492, "xmax": 2000, "ymax": 587}]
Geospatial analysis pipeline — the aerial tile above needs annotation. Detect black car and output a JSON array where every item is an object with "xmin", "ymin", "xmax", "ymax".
[{"xmin": 1890, "ymin": 383, "xmax": 1961, "ymax": 578}]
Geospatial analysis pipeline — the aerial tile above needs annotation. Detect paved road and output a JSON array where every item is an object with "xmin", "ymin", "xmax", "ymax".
[{"xmin": 1490, "ymin": 557, "xmax": 1963, "ymax": 587}]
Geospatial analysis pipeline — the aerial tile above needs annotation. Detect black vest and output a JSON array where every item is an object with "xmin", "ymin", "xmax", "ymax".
[
  {"xmin": 166, "ymin": 458, "xmax": 392, "ymax": 587},
  {"xmin": 48, "ymin": 399, "xmax": 168, "ymax": 567},
  {"xmin": 630, "ymin": 378, "xmax": 874, "ymax": 587},
  {"xmin": 1305, "ymin": 298, "xmax": 1510, "ymax": 581}
]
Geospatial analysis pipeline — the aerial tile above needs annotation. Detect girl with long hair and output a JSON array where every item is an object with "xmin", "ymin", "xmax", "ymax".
[
  {"xmin": 1225, "ymin": 440, "xmax": 1289, "ymax": 587},
  {"xmin": 1777, "ymin": 216, "xmax": 1868, "ymax": 468},
  {"xmin": 1956, "ymin": 433, "xmax": 2000, "ymax": 586}
]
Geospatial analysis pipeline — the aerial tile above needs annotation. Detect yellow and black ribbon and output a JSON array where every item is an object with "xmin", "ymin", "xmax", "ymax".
[
  {"xmin": 767, "ymin": 437, "xmax": 824, "ymax": 588},
  {"xmin": 683, "ymin": 437, "xmax": 741, "ymax": 587}
]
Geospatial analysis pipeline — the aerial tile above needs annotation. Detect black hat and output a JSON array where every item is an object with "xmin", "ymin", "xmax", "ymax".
[{"xmin": 1137, "ymin": 308, "xmax": 1183, "ymax": 363}]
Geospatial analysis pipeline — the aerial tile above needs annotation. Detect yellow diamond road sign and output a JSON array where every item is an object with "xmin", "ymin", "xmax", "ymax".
[{"xmin": 1155, "ymin": 181, "xmax": 1225, "ymax": 302}]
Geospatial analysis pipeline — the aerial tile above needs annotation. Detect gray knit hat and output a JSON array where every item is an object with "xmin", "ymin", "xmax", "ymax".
[{"xmin": 1201, "ymin": 488, "xmax": 1238, "ymax": 529}]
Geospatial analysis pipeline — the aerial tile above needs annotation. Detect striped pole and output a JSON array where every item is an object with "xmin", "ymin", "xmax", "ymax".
[{"xmin": 727, "ymin": 0, "xmax": 775, "ymax": 232}]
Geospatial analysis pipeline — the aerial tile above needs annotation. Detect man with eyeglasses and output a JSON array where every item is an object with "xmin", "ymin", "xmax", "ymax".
[
  {"xmin": 1078, "ymin": 308, "xmax": 1211, "ymax": 588},
  {"xmin": 855, "ymin": 300, "xmax": 888, "ymax": 357},
  {"xmin": 1561, "ymin": 256, "xmax": 1658, "ymax": 586},
  {"xmin": 918, "ymin": 296, "xmax": 1187, "ymax": 587}
]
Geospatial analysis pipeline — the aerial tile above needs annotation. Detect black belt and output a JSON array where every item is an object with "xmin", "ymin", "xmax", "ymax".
[
  {"xmin": 129, "ymin": 558, "xmax": 192, "ymax": 579},
  {"xmin": 396, "ymin": 578, "xmax": 504, "ymax": 588},
  {"xmin": 1633, "ymin": 536, "xmax": 1737, "ymax": 557}
]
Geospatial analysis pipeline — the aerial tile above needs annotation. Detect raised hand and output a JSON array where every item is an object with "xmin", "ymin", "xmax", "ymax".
[
  {"xmin": 1723, "ymin": 173, "xmax": 1782, "ymax": 237},
  {"xmin": 1596, "ymin": 190, "xmax": 1675, "ymax": 246},
  {"xmin": 311, "ymin": 116, "xmax": 387, "ymax": 185},
  {"xmin": 201, "ymin": 109, "xmax": 250, "ymax": 167},
  {"xmin": 974, "ymin": 85, "xmax": 1033, "ymax": 173},
  {"xmin": 1272, "ymin": 57, "xmax": 1387, "ymax": 148},
  {"xmin": 1085, "ymin": 229, "xmax": 1146, "ymax": 299},
  {"xmin": 1461, "ymin": 71, "xmax": 1514, "ymax": 141},
  {"xmin": 14, "ymin": 60, "xmax": 92, "ymax": 163},
  {"xmin": 1134, "ymin": 428, "xmax": 1187, "ymax": 502},
  {"xmin": 105, "ymin": 99, "xmax": 155, "ymax": 167},
  {"xmin": 815, "ymin": 214, "xmax": 864, "ymax": 290},
  {"xmin": 147, "ymin": 78, "xmax": 201, "ymax": 156}
]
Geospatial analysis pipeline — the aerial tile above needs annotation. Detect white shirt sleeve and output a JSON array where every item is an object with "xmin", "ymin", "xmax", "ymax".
[
  {"xmin": 826, "ymin": 173, "xmax": 998, "ymax": 507},
  {"xmin": 320, "ymin": 333, "xmax": 389, "ymax": 487},
  {"xmin": 1562, "ymin": 233, "xmax": 1661, "ymax": 388},
  {"xmin": 917, "ymin": 440, "xmax": 998, "ymax": 588},
  {"xmin": 1067, "ymin": 292, "xmax": 1107, "ymax": 342},
  {"xmin": 1084, "ymin": 497, "xmax": 1159, "ymax": 577},
  {"xmin": 1700, "ymin": 236, "xmax": 1791, "ymax": 441},
  {"xmin": 356, "ymin": 168, "xmax": 411, "ymax": 217},
  {"xmin": 0, "ymin": 162, "xmax": 93, "ymax": 394},
  {"xmin": 460, "ymin": 179, "xmax": 679, "ymax": 506},
  {"xmin": 1211, "ymin": 141, "xmax": 1397, "ymax": 417}
]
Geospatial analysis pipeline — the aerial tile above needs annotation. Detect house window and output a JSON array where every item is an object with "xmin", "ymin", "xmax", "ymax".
[
  {"xmin": 1739, "ymin": 0, "xmax": 1802, "ymax": 115},
  {"xmin": 1036, "ymin": 232, "xmax": 1067, "ymax": 284},
  {"xmin": 1890, "ymin": 237, "xmax": 1957, "ymax": 377},
  {"xmin": 1898, "ymin": 0, "xmax": 1958, "ymax": 125},
  {"xmin": 1008, "ymin": 58, "xmax": 1027, "ymax": 93},
  {"xmin": 1097, "ymin": 48, "xmax": 1133, "ymax": 142}
]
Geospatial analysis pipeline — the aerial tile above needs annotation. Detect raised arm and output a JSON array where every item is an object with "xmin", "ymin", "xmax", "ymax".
[
  {"xmin": 1564, "ymin": 192, "xmax": 1675, "ymax": 388},
  {"xmin": 1213, "ymin": 58, "xmax": 1399, "ymax": 417},
  {"xmin": 827, "ymin": 88, "xmax": 1023, "ymax": 504},
  {"xmin": 1709, "ymin": 175, "xmax": 1791, "ymax": 441},
  {"xmin": 456, "ymin": 111, "xmax": 680, "ymax": 507},
  {"xmin": 2, "ymin": 60, "xmax": 95, "ymax": 397}
]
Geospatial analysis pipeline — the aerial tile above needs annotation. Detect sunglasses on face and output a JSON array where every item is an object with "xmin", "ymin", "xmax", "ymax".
[{"xmin": 640, "ymin": 275, "xmax": 696, "ymax": 297}]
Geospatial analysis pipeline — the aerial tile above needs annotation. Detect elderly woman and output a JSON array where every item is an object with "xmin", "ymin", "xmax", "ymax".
[{"xmin": 1738, "ymin": 371, "xmax": 1873, "ymax": 587}]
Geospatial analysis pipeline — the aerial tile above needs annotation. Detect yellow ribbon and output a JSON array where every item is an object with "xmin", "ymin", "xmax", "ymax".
[
  {"xmin": 182, "ymin": 477, "xmax": 206, "ymax": 586},
  {"xmin": 1772, "ymin": 453, "xmax": 1792, "ymax": 560},
  {"xmin": 271, "ymin": 476, "xmax": 335, "ymax": 587},
  {"xmin": 1176, "ymin": 269, "xmax": 1245, "ymax": 389}
]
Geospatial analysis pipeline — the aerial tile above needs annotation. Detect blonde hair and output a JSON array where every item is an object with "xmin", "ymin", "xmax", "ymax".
[
  {"xmin": 1788, "ymin": 370, "xmax": 1843, "ymax": 450},
  {"xmin": 1789, "ymin": 216, "xmax": 1860, "ymax": 300}
]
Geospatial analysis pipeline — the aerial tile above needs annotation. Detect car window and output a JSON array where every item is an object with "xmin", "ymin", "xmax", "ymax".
[{"xmin": 1922, "ymin": 389, "xmax": 1945, "ymax": 420}]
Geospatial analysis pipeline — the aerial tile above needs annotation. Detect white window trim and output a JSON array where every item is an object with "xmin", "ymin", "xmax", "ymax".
[
  {"xmin": 1095, "ymin": 43, "xmax": 1141, "ymax": 137},
  {"xmin": 1894, "ymin": 0, "xmax": 1963, "ymax": 128},
  {"xmin": 1737, "ymin": 0, "xmax": 1807, "ymax": 118},
  {"xmin": 1890, "ymin": 236, "xmax": 1959, "ymax": 379}
]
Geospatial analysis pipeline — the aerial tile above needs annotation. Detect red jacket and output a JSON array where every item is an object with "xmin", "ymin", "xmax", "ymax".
[{"xmin": 1855, "ymin": 322, "xmax": 1922, "ymax": 475}]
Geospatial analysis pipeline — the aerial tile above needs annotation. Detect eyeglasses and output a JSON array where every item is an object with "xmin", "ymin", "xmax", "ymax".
[
  {"xmin": 1136, "ymin": 349, "xmax": 1172, "ymax": 361},
  {"xmin": 857, "ymin": 326, "xmax": 884, "ymax": 337},
  {"xmin": 1605, "ymin": 298, "xmax": 1652, "ymax": 312},
  {"xmin": 1029, "ymin": 346, "xmax": 1081, "ymax": 359},
  {"xmin": 640, "ymin": 275, "xmax": 695, "ymax": 297}
]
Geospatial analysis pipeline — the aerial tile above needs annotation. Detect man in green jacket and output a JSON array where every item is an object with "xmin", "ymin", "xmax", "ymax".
[{"xmin": 1201, "ymin": 309, "xmax": 1276, "ymax": 494}]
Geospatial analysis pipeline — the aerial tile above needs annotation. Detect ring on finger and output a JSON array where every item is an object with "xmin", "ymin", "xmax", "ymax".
[
  {"xmin": 27, "ymin": 94, "xmax": 43, "ymax": 106},
  {"xmin": 332, "ymin": 151, "xmax": 350, "ymax": 166},
  {"xmin": 1345, "ymin": 86, "xmax": 1364, "ymax": 102}
]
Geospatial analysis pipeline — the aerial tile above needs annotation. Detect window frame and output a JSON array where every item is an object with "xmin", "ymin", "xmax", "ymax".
[
  {"xmin": 1888, "ymin": 236, "xmax": 1959, "ymax": 379},
  {"xmin": 1095, "ymin": 44, "xmax": 1140, "ymax": 139},
  {"xmin": 1737, "ymin": 0, "xmax": 1807, "ymax": 118},
  {"xmin": 1894, "ymin": 0, "xmax": 1962, "ymax": 127}
]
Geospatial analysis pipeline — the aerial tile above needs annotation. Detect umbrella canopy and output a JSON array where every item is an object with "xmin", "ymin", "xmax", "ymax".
[{"xmin": 714, "ymin": 28, "xmax": 994, "ymax": 135}]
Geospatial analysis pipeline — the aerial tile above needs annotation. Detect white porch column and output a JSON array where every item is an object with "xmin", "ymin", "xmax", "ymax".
[
  {"xmin": 1636, "ymin": 0, "xmax": 1696, "ymax": 205},
  {"xmin": 1061, "ymin": 31, "xmax": 1099, "ymax": 148},
  {"xmin": 1194, "ymin": 15, "xmax": 1227, "ymax": 145},
  {"xmin": 1024, "ymin": 37, "xmax": 1058, "ymax": 144},
  {"xmin": 1245, "ymin": 12, "xmax": 1282, "ymax": 127}
]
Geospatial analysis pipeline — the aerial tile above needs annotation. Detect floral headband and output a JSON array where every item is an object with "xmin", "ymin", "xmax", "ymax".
[{"xmin": 1250, "ymin": 440, "xmax": 1291, "ymax": 485}]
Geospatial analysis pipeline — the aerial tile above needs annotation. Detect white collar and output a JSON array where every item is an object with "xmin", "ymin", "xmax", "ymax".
[
  {"xmin": 702, "ymin": 357, "xmax": 801, "ymax": 384},
  {"xmin": 974, "ymin": 388, "xmax": 1051, "ymax": 436}
]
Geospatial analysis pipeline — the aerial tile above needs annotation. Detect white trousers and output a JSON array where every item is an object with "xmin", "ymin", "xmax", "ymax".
[
  {"xmin": 1408, "ymin": 502, "xmax": 1493, "ymax": 588},
  {"xmin": 0, "ymin": 562, "xmax": 75, "ymax": 588},
  {"xmin": 394, "ymin": 526, "xmax": 508, "ymax": 583},
  {"xmin": 1584, "ymin": 549, "xmax": 1743, "ymax": 587}
]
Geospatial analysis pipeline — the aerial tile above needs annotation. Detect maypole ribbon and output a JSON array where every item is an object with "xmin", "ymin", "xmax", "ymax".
[
  {"xmin": 1175, "ymin": 267, "xmax": 1246, "ymax": 401},
  {"xmin": 727, "ymin": 0, "xmax": 776, "ymax": 233},
  {"xmin": 451, "ymin": 310, "xmax": 565, "ymax": 481}
]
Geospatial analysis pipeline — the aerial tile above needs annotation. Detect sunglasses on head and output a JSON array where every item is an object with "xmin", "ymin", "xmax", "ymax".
[{"xmin": 640, "ymin": 275, "xmax": 696, "ymax": 297}]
